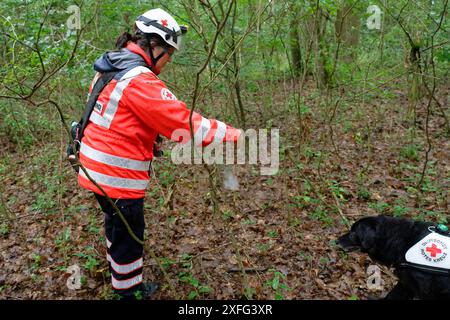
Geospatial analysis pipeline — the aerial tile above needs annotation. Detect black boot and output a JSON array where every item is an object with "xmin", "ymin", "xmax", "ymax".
[
  {"xmin": 118, "ymin": 282, "xmax": 159, "ymax": 300},
  {"xmin": 138, "ymin": 282, "xmax": 159, "ymax": 299}
]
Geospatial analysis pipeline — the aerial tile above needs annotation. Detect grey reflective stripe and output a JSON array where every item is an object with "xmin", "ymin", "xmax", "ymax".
[
  {"xmin": 106, "ymin": 237, "xmax": 112, "ymax": 249},
  {"xmin": 193, "ymin": 117, "xmax": 211, "ymax": 145},
  {"xmin": 79, "ymin": 168, "xmax": 149, "ymax": 190},
  {"xmin": 80, "ymin": 143, "xmax": 150, "ymax": 171},
  {"xmin": 89, "ymin": 66, "xmax": 151, "ymax": 129},
  {"xmin": 90, "ymin": 107, "xmax": 107, "ymax": 126},
  {"xmin": 107, "ymin": 255, "xmax": 143, "ymax": 275},
  {"xmin": 111, "ymin": 274, "xmax": 143, "ymax": 290}
]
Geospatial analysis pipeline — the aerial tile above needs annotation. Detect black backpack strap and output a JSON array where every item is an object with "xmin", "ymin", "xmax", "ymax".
[
  {"xmin": 67, "ymin": 61, "xmax": 151, "ymax": 171},
  {"xmin": 78, "ymin": 61, "xmax": 150, "ymax": 140},
  {"xmin": 78, "ymin": 71, "xmax": 118, "ymax": 141}
]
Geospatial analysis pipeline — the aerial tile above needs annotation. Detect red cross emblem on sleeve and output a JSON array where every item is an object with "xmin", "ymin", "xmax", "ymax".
[
  {"xmin": 161, "ymin": 88, "xmax": 176, "ymax": 100},
  {"xmin": 426, "ymin": 243, "xmax": 442, "ymax": 258}
]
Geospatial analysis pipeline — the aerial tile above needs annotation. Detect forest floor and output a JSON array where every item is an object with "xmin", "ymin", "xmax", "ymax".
[{"xmin": 0, "ymin": 80, "xmax": 448, "ymax": 300}]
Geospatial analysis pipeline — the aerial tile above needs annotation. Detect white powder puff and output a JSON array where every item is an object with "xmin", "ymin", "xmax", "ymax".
[{"xmin": 223, "ymin": 165, "xmax": 239, "ymax": 191}]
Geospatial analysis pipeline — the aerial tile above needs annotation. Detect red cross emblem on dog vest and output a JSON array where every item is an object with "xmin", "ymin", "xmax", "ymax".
[
  {"xmin": 405, "ymin": 231, "xmax": 450, "ymax": 270},
  {"xmin": 426, "ymin": 243, "xmax": 442, "ymax": 258}
]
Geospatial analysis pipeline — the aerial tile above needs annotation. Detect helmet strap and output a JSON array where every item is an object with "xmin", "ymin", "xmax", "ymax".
[
  {"xmin": 141, "ymin": 33, "xmax": 170, "ymax": 75},
  {"xmin": 153, "ymin": 47, "xmax": 169, "ymax": 64},
  {"xmin": 149, "ymin": 48, "xmax": 167, "ymax": 74}
]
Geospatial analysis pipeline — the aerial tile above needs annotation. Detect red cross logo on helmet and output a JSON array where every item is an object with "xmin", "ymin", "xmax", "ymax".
[{"xmin": 135, "ymin": 8, "xmax": 188, "ymax": 51}]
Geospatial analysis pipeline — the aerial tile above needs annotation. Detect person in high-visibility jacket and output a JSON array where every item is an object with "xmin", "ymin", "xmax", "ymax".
[{"xmin": 78, "ymin": 8, "xmax": 240, "ymax": 299}]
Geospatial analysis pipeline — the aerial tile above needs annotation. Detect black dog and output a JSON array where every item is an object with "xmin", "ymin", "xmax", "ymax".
[{"xmin": 338, "ymin": 215, "xmax": 450, "ymax": 300}]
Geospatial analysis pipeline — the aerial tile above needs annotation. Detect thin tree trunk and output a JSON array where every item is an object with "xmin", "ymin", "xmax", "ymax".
[{"xmin": 290, "ymin": 16, "xmax": 303, "ymax": 77}]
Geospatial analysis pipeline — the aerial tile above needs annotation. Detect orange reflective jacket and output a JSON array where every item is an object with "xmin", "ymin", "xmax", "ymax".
[{"xmin": 78, "ymin": 42, "xmax": 240, "ymax": 199}]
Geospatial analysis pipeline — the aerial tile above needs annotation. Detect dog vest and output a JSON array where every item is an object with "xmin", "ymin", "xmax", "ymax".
[{"xmin": 401, "ymin": 226, "xmax": 450, "ymax": 275}]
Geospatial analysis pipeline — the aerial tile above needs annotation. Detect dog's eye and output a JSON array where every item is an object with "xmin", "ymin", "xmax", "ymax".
[{"xmin": 349, "ymin": 233, "xmax": 358, "ymax": 242}]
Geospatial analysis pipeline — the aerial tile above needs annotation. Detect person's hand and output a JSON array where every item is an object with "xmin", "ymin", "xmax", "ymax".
[{"xmin": 153, "ymin": 135, "xmax": 164, "ymax": 157}]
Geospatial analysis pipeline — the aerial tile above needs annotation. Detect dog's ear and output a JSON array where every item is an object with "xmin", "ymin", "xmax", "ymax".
[{"xmin": 338, "ymin": 216, "xmax": 382, "ymax": 252}]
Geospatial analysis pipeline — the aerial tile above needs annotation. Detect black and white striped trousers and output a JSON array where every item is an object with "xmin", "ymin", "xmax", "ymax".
[{"xmin": 95, "ymin": 194, "xmax": 145, "ymax": 298}]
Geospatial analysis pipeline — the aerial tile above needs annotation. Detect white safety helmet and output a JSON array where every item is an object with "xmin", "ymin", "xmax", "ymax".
[{"xmin": 135, "ymin": 8, "xmax": 187, "ymax": 51}]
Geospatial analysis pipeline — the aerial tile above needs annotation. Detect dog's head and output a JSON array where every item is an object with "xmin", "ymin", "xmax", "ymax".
[{"xmin": 338, "ymin": 216, "xmax": 381, "ymax": 253}]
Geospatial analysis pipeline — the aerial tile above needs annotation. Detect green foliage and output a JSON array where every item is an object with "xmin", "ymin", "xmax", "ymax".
[
  {"xmin": 400, "ymin": 144, "xmax": 420, "ymax": 161},
  {"xmin": 298, "ymin": 251, "xmax": 313, "ymax": 262},
  {"xmin": 330, "ymin": 181, "xmax": 349, "ymax": 202},
  {"xmin": 0, "ymin": 223, "xmax": 10, "ymax": 237},
  {"xmin": 257, "ymin": 243, "xmax": 271, "ymax": 254},
  {"xmin": 267, "ymin": 230, "xmax": 279, "ymax": 238},
  {"xmin": 222, "ymin": 209, "xmax": 235, "ymax": 220},
  {"xmin": 87, "ymin": 213, "xmax": 100, "ymax": 235},
  {"xmin": 160, "ymin": 257, "xmax": 177, "ymax": 270},
  {"xmin": 414, "ymin": 209, "xmax": 448, "ymax": 225},
  {"xmin": 177, "ymin": 253, "xmax": 212, "ymax": 299},
  {"xmin": 55, "ymin": 227, "xmax": 71, "ymax": 247},
  {"xmin": 265, "ymin": 269, "xmax": 291, "ymax": 300},
  {"xmin": 392, "ymin": 204, "xmax": 410, "ymax": 217},
  {"xmin": 30, "ymin": 253, "xmax": 41, "ymax": 271},
  {"xmin": 74, "ymin": 247, "xmax": 100, "ymax": 272},
  {"xmin": 290, "ymin": 195, "xmax": 314, "ymax": 209},
  {"xmin": 310, "ymin": 205, "xmax": 333, "ymax": 226},
  {"xmin": 357, "ymin": 187, "xmax": 371, "ymax": 201},
  {"xmin": 368, "ymin": 201, "xmax": 389, "ymax": 214}
]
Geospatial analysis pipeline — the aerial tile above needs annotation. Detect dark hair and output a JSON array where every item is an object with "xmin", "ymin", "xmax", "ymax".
[
  {"xmin": 115, "ymin": 31, "xmax": 139, "ymax": 49},
  {"xmin": 115, "ymin": 27, "xmax": 167, "ymax": 51}
]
